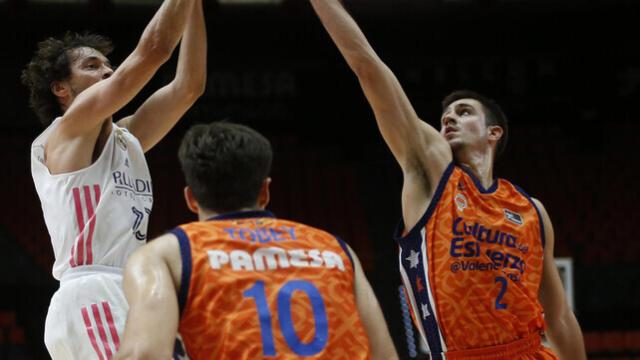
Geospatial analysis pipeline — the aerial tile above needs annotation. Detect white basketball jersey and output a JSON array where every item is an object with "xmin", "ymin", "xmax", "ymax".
[{"xmin": 31, "ymin": 119, "xmax": 153, "ymax": 280}]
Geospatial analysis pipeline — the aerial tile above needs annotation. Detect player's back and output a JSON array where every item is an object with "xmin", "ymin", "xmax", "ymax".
[{"xmin": 172, "ymin": 210, "xmax": 371, "ymax": 359}]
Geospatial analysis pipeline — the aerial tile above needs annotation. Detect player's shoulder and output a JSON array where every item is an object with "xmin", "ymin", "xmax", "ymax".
[
  {"xmin": 275, "ymin": 217, "xmax": 336, "ymax": 238},
  {"xmin": 135, "ymin": 233, "xmax": 181, "ymax": 262}
]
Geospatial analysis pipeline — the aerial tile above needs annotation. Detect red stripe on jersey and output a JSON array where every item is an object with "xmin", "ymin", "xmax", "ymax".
[
  {"xmin": 91, "ymin": 303, "xmax": 113, "ymax": 359},
  {"xmin": 72, "ymin": 188, "xmax": 86, "ymax": 265},
  {"xmin": 83, "ymin": 186, "xmax": 98, "ymax": 265},
  {"xmin": 102, "ymin": 301, "xmax": 120, "ymax": 350},
  {"xmin": 81, "ymin": 306, "xmax": 105, "ymax": 360}
]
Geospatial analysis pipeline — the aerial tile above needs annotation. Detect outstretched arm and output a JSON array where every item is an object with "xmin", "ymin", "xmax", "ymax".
[
  {"xmin": 309, "ymin": 0, "xmax": 451, "ymax": 229},
  {"xmin": 118, "ymin": 0, "xmax": 207, "ymax": 152},
  {"xmin": 46, "ymin": 0, "xmax": 198, "ymax": 174},
  {"xmin": 533, "ymin": 199, "xmax": 586, "ymax": 360},
  {"xmin": 114, "ymin": 234, "xmax": 183, "ymax": 359},
  {"xmin": 58, "ymin": 0, "xmax": 197, "ymax": 136},
  {"xmin": 347, "ymin": 246, "xmax": 399, "ymax": 360}
]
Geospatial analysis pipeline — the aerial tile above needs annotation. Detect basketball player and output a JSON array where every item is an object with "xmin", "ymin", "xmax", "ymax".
[
  {"xmin": 308, "ymin": 1, "xmax": 586, "ymax": 359},
  {"xmin": 113, "ymin": 122, "xmax": 398, "ymax": 359},
  {"xmin": 21, "ymin": 0, "xmax": 206, "ymax": 356}
]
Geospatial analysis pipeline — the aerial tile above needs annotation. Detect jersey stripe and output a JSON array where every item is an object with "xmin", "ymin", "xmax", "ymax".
[
  {"xmin": 420, "ymin": 228, "xmax": 447, "ymax": 356},
  {"xmin": 515, "ymin": 185, "xmax": 546, "ymax": 249},
  {"xmin": 171, "ymin": 227, "xmax": 192, "ymax": 317},
  {"xmin": 83, "ymin": 185, "xmax": 99, "ymax": 265},
  {"xmin": 81, "ymin": 306, "xmax": 105, "ymax": 360},
  {"xmin": 102, "ymin": 301, "xmax": 120, "ymax": 350},
  {"xmin": 398, "ymin": 250, "xmax": 428, "ymax": 349},
  {"xmin": 72, "ymin": 188, "xmax": 86, "ymax": 265},
  {"xmin": 335, "ymin": 235, "xmax": 354, "ymax": 272},
  {"xmin": 91, "ymin": 302, "xmax": 113, "ymax": 359}
]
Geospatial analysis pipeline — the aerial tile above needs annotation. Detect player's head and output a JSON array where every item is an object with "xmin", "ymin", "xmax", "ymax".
[
  {"xmin": 178, "ymin": 121, "xmax": 273, "ymax": 215},
  {"xmin": 21, "ymin": 31, "xmax": 114, "ymax": 126},
  {"xmin": 440, "ymin": 90, "xmax": 509, "ymax": 161}
]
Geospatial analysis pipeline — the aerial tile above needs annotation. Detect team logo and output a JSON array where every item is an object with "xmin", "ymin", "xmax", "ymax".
[
  {"xmin": 504, "ymin": 209, "xmax": 523, "ymax": 225},
  {"xmin": 115, "ymin": 128, "xmax": 127, "ymax": 151},
  {"xmin": 455, "ymin": 193, "xmax": 468, "ymax": 212}
]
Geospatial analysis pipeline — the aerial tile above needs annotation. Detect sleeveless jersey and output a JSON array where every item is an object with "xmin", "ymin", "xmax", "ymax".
[
  {"xmin": 31, "ymin": 119, "xmax": 153, "ymax": 280},
  {"xmin": 396, "ymin": 163, "xmax": 549, "ymax": 357},
  {"xmin": 172, "ymin": 210, "xmax": 371, "ymax": 359}
]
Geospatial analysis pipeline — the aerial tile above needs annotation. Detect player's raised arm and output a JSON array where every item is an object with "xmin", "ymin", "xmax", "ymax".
[
  {"xmin": 347, "ymin": 246, "xmax": 399, "ymax": 360},
  {"xmin": 56, "ymin": 0, "xmax": 198, "ymax": 139},
  {"xmin": 117, "ymin": 0, "xmax": 207, "ymax": 152},
  {"xmin": 534, "ymin": 199, "xmax": 587, "ymax": 360},
  {"xmin": 309, "ymin": 0, "xmax": 451, "ymax": 228},
  {"xmin": 114, "ymin": 234, "xmax": 183, "ymax": 359},
  {"xmin": 309, "ymin": 1, "xmax": 451, "ymax": 176}
]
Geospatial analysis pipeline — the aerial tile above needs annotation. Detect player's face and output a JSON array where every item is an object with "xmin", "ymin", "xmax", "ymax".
[
  {"xmin": 65, "ymin": 47, "xmax": 113, "ymax": 99},
  {"xmin": 440, "ymin": 99, "xmax": 490, "ymax": 154}
]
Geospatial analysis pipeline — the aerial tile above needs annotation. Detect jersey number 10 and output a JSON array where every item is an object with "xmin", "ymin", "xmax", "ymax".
[{"xmin": 244, "ymin": 280, "xmax": 329, "ymax": 356}]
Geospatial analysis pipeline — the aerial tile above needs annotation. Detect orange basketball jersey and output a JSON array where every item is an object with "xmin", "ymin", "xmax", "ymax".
[
  {"xmin": 170, "ymin": 210, "xmax": 371, "ymax": 359},
  {"xmin": 396, "ymin": 163, "xmax": 558, "ymax": 359}
]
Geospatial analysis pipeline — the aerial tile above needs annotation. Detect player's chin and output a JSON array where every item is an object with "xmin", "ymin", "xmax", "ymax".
[{"xmin": 447, "ymin": 138, "xmax": 464, "ymax": 149}]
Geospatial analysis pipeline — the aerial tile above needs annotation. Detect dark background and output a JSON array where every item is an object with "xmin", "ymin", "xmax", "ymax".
[{"xmin": 1, "ymin": 0, "xmax": 639, "ymax": 358}]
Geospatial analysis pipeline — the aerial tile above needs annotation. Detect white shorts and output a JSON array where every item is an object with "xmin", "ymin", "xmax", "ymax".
[{"xmin": 45, "ymin": 266, "xmax": 127, "ymax": 360}]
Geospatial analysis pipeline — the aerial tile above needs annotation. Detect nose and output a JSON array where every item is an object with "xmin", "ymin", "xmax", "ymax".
[
  {"xmin": 442, "ymin": 114, "xmax": 457, "ymax": 127},
  {"xmin": 102, "ymin": 66, "xmax": 113, "ymax": 80}
]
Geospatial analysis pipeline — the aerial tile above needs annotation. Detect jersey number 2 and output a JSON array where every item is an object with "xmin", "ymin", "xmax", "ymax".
[
  {"xmin": 244, "ymin": 280, "xmax": 329, "ymax": 356},
  {"xmin": 494, "ymin": 276, "xmax": 508, "ymax": 310}
]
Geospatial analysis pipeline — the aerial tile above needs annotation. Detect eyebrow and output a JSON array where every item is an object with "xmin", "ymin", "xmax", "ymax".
[
  {"xmin": 455, "ymin": 103, "xmax": 473, "ymax": 110},
  {"xmin": 81, "ymin": 56, "xmax": 112, "ymax": 68}
]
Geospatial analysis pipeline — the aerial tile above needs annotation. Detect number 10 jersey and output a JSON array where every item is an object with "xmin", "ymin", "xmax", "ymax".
[{"xmin": 171, "ymin": 210, "xmax": 371, "ymax": 359}]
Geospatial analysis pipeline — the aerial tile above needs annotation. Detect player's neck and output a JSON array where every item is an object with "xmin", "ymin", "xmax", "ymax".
[
  {"xmin": 197, "ymin": 205, "xmax": 264, "ymax": 221},
  {"xmin": 455, "ymin": 150, "xmax": 494, "ymax": 189}
]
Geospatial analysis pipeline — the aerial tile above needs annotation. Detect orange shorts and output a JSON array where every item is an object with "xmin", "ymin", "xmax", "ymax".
[{"xmin": 444, "ymin": 333, "xmax": 558, "ymax": 360}]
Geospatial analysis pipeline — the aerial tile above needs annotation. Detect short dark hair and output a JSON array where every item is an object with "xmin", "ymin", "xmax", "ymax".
[
  {"xmin": 178, "ymin": 122, "xmax": 273, "ymax": 214},
  {"xmin": 21, "ymin": 31, "xmax": 113, "ymax": 127},
  {"xmin": 442, "ymin": 90, "xmax": 509, "ymax": 158}
]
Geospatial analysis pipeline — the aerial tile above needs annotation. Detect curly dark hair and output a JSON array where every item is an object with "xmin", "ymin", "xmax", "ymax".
[
  {"xmin": 21, "ymin": 31, "xmax": 113, "ymax": 127},
  {"xmin": 178, "ymin": 122, "xmax": 273, "ymax": 214}
]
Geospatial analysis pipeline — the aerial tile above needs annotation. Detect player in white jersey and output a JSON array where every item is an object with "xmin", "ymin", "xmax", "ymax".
[{"xmin": 21, "ymin": 0, "xmax": 206, "ymax": 357}]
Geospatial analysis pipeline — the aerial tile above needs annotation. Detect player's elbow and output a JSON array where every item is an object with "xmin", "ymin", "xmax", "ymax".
[
  {"xmin": 170, "ymin": 80, "xmax": 206, "ymax": 106},
  {"xmin": 348, "ymin": 51, "xmax": 385, "ymax": 81},
  {"xmin": 183, "ymin": 77, "xmax": 207, "ymax": 100}
]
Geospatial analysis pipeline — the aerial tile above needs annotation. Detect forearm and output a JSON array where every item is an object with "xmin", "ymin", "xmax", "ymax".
[
  {"xmin": 173, "ymin": 0, "xmax": 207, "ymax": 97},
  {"xmin": 310, "ymin": 0, "xmax": 379, "ymax": 74},
  {"xmin": 137, "ymin": 0, "xmax": 197, "ymax": 61},
  {"xmin": 546, "ymin": 312, "xmax": 587, "ymax": 360},
  {"xmin": 310, "ymin": 0, "xmax": 450, "ymax": 171},
  {"xmin": 114, "ymin": 344, "xmax": 172, "ymax": 360}
]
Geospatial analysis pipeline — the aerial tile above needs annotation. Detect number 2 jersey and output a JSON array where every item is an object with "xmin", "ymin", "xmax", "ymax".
[
  {"xmin": 396, "ymin": 163, "xmax": 558, "ymax": 359},
  {"xmin": 170, "ymin": 210, "xmax": 371, "ymax": 359}
]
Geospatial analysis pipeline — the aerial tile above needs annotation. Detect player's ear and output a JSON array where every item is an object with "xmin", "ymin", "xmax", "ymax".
[
  {"xmin": 257, "ymin": 177, "xmax": 271, "ymax": 209},
  {"xmin": 488, "ymin": 125, "xmax": 503, "ymax": 142},
  {"xmin": 184, "ymin": 186, "xmax": 199, "ymax": 214},
  {"xmin": 50, "ymin": 81, "xmax": 69, "ymax": 98}
]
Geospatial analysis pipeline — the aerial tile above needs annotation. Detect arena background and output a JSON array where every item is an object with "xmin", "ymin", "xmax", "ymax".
[{"xmin": 0, "ymin": 0, "xmax": 638, "ymax": 358}]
